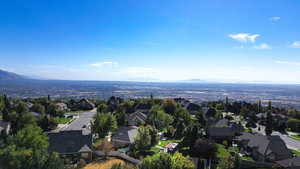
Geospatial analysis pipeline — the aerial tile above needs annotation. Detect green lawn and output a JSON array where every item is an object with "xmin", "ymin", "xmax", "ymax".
[
  {"xmin": 289, "ymin": 135, "xmax": 300, "ymax": 141},
  {"xmin": 149, "ymin": 146, "xmax": 161, "ymax": 154},
  {"xmin": 216, "ymin": 144, "xmax": 231, "ymax": 159},
  {"xmin": 55, "ymin": 117, "xmax": 72, "ymax": 124},
  {"xmin": 290, "ymin": 149, "xmax": 300, "ymax": 157}
]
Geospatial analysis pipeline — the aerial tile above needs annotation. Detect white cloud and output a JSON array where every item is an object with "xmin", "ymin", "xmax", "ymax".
[
  {"xmin": 254, "ymin": 43, "xmax": 272, "ymax": 50},
  {"xmin": 228, "ymin": 33, "xmax": 260, "ymax": 43},
  {"xmin": 275, "ymin": 60, "xmax": 300, "ymax": 66},
  {"xmin": 290, "ymin": 41, "xmax": 300, "ymax": 48},
  {"xmin": 270, "ymin": 16, "xmax": 281, "ymax": 21},
  {"xmin": 89, "ymin": 61, "xmax": 118, "ymax": 67}
]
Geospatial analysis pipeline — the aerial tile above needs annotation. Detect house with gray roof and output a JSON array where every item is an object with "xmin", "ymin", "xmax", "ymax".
[
  {"xmin": 238, "ymin": 132, "xmax": 292, "ymax": 162},
  {"xmin": 112, "ymin": 126, "xmax": 138, "ymax": 148},
  {"xmin": 48, "ymin": 130, "xmax": 93, "ymax": 159},
  {"xmin": 128, "ymin": 112, "xmax": 147, "ymax": 126},
  {"xmin": 207, "ymin": 127, "xmax": 235, "ymax": 144}
]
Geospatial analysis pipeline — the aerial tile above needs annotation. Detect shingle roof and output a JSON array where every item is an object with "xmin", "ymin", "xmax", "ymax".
[
  {"xmin": 207, "ymin": 127, "xmax": 235, "ymax": 137},
  {"xmin": 238, "ymin": 132, "xmax": 292, "ymax": 160},
  {"xmin": 48, "ymin": 130, "xmax": 92, "ymax": 154},
  {"xmin": 112, "ymin": 126, "xmax": 138, "ymax": 144},
  {"xmin": 128, "ymin": 112, "xmax": 147, "ymax": 124}
]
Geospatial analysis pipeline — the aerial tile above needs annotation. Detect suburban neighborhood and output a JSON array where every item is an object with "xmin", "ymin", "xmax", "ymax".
[{"xmin": 2, "ymin": 94, "xmax": 300, "ymax": 169}]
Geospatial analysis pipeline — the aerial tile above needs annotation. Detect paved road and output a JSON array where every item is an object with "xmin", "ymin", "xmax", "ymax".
[
  {"xmin": 58, "ymin": 108, "xmax": 97, "ymax": 134},
  {"xmin": 253, "ymin": 124, "xmax": 300, "ymax": 151}
]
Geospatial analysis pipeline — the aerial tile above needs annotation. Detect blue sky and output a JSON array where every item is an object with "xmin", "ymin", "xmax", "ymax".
[{"xmin": 1, "ymin": 0, "xmax": 300, "ymax": 83}]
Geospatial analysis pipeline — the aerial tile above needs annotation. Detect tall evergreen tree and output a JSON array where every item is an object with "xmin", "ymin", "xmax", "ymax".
[
  {"xmin": 258, "ymin": 100, "xmax": 262, "ymax": 113},
  {"xmin": 265, "ymin": 110, "xmax": 273, "ymax": 136},
  {"xmin": 268, "ymin": 100, "xmax": 272, "ymax": 112}
]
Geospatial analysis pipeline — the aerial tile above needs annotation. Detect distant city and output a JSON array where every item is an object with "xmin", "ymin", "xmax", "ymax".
[{"xmin": 1, "ymin": 78, "xmax": 300, "ymax": 109}]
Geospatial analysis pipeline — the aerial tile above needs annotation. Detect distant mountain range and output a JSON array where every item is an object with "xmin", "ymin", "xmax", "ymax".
[{"xmin": 0, "ymin": 69, "xmax": 27, "ymax": 81}]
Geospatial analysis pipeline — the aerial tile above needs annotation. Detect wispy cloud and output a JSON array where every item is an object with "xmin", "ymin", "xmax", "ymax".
[
  {"xmin": 228, "ymin": 33, "xmax": 260, "ymax": 43},
  {"xmin": 290, "ymin": 41, "xmax": 300, "ymax": 48},
  {"xmin": 270, "ymin": 16, "xmax": 281, "ymax": 22},
  {"xmin": 89, "ymin": 61, "xmax": 118, "ymax": 67},
  {"xmin": 275, "ymin": 60, "xmax": 300, "ymax": 66},
  {"xmin": 254, "ymin": 43, "xmax": 272, "ymax": 50}
]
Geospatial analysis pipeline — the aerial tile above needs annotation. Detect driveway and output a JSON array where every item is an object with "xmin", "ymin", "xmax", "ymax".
[{"xmin": 57, "ymin": 108, "xmax": 97, "ymax": 134}]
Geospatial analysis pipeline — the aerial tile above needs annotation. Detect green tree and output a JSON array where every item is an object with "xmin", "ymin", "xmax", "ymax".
[
  {"xmin": 173, "ymin": 108, "xmax": 192, "ymax": 138},
  {"xmin": 91, "ymin": 113, "xmax": 117, "ymax": 138},
  {"xmin": 132, "ymin": 126, "xmax": 152, "ymax": 152},
  {"xmin": 139, "ymin": 152, "xmax": 195, "ymax": 169},
  {"xmin": 0, "ymin": 125, "xmax": 52, "ymax": 169},
  {"xmin": 97, "ymin": 103, "xmax": 108, "ymax": 113},
  {"xmin": 0, "ymin": 96, "xmax": 4, "ymax": 115},
  {"xmin": 147, "ymin": 105, "xmax": 173, "ymax": 130},
  {"xmin": 47, "ymin": 104, "xmax": 64, "ymax": 117},
  {"xmin": 31, "ymin": 103, "xmax": 45, "ymax": 113},
  {"xmin": 268, "ymin": 100, "xmax": 272, "ymax": 111},
  {"xmin": 190, "ymin": 139, "xmax": 217, "ymax": 159},
  {"xmin": 258, "ymin": 100, "xmax": 262, "ymax": 113},
  {"xmin": 115, "ymin": 110, "xmax": 128, "ymax": 126},
  {"xmin": 162, "ymin": 99, "xmax": 177, "ymax": 115},
  {"xmin": 148, "ymin": 125, "xmax": 159, "ymax": 146},
  {"xmin": 44, "ymin": 152, "xmax": 65, "ymax": 169},
  {"xmin": 171, "ymin": 152, "xmax": 195, "ymax": 169},
  {"xmin": 195, "ymin": 110, "xmax": 206, "ymax": 127},
  {"xmin": 265, "ymin": 110, "xmax": 273, "ymax": 136},
  {"xmin": 181, "ymin": 123, "xmax": 201, "ymax": 148},
  {"xmin": 15, "ymin": 102, "xmax": 29, "ymax": 114}
]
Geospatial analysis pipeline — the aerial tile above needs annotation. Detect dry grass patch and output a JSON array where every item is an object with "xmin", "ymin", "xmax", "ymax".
[{"xmin": 83, "ymin": 159, "xmax": 125, "ymax": 169}]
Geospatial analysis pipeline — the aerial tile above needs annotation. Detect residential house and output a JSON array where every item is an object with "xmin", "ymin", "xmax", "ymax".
[
  {"xmin": 0, "ymin": 120, "xmax": 11, "ymax": 134},
  {"xmin": 111, "ymin": 126, "xmax": 138, "ymax": 148},
  {"xmin": 48, "ymin": 130, "xmax": 93, "ymax": 160},
  {"xmin": 128, "ymin": 112, "xmax": 147, "ymax": 126},
  {"xmin": 25, "ymin": 102, "xmax": 33, "ymax": 109},
  {"xmin": 238, "ymin": 132, "xmax": 292, "ymax": 162},
  {"xmin": 163, "ymin": 142, "xmax": 178, "ymax": 154},
  {"xmin": 55, "ymin": 102, "xmax": 69, "ymax": 111},
  {"xmin": 207, "ymin": 127, "xmax": 235, "ymax": 144},
  {"xmin": 78, "ymin": 99, "xmax": 95, "ymax": 110},
  {"xmin": 276, "ymin": 157, "xmax": 300, "ymax": 169},
  {"xmin": 214, "ymin": 119, "xmax": 243, "ymax": 135}
]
